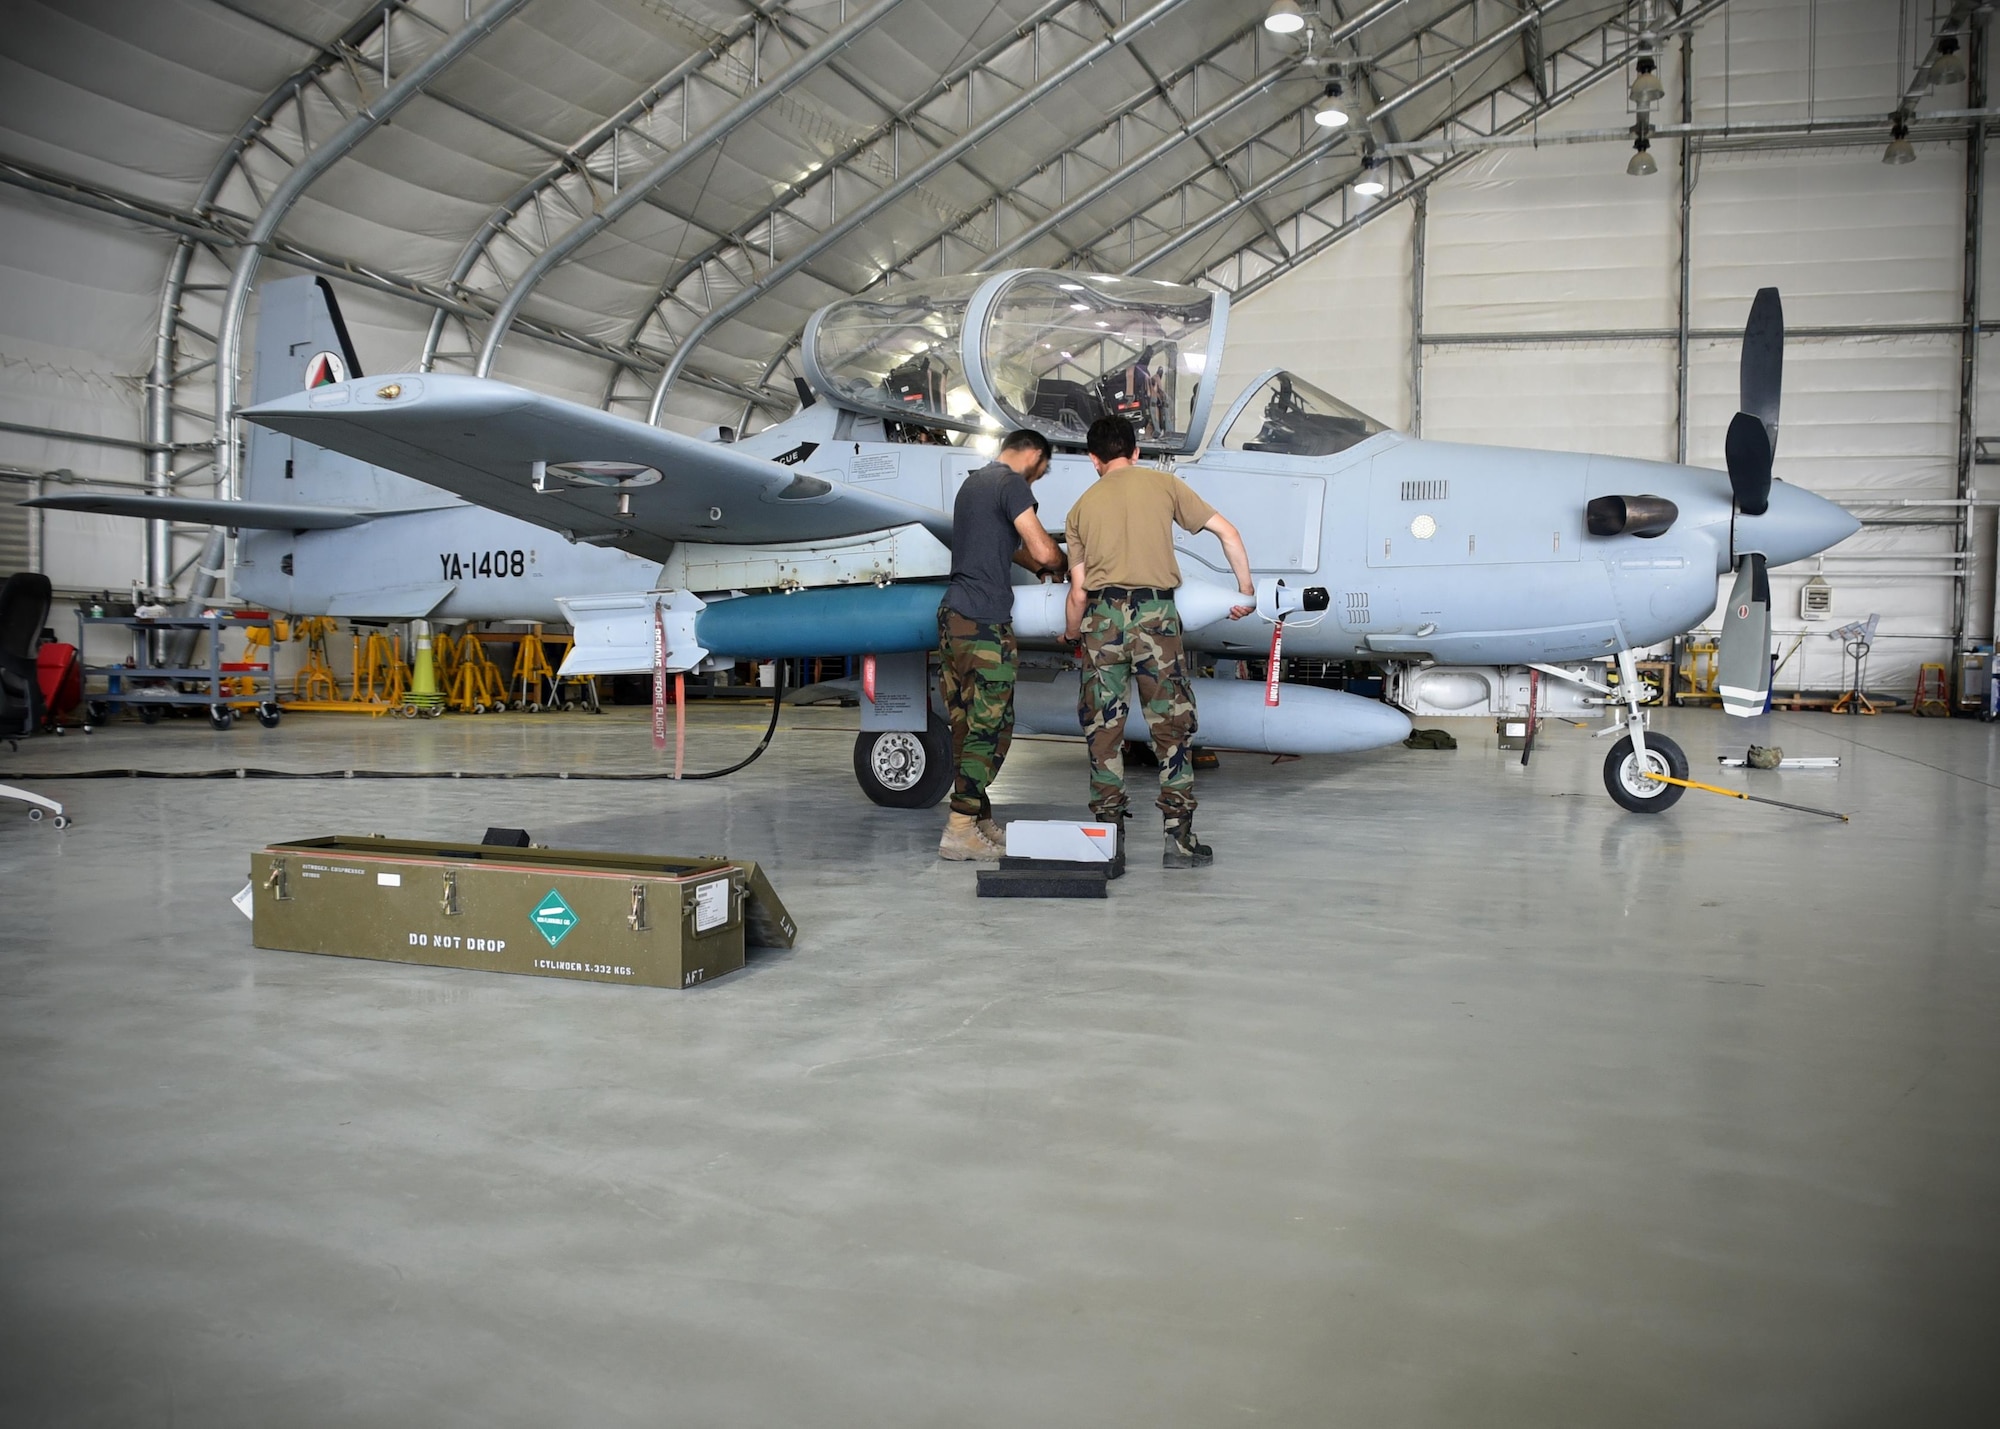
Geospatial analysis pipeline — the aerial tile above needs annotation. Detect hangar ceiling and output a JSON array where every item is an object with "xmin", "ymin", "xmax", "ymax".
[{"xmin": 3, "ymin": 0, "xmax": 1718, "ymax": 446}]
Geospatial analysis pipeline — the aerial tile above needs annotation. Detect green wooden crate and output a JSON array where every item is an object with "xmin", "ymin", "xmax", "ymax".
[{"xmin": 250, "ymin": 836, "xmax": 795, "ymax": 990}]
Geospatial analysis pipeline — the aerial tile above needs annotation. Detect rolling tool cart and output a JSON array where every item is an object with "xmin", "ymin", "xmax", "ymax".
[{"xmin": 78, "ymin": 611, "xmax": 283, "ymax": 729}]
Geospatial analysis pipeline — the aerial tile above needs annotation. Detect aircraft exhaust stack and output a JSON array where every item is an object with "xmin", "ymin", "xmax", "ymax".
[{"xmin": 1586, "ymin": 494, "xmax": 1678, "ymax": 538}]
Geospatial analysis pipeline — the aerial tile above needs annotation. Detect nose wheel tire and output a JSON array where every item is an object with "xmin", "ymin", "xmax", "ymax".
[
  {"xmin": 852, "ymin": 713, "xmax": 953, "ymax": 808},
  {"xmin": 1603, "ymin": 733, "xmax": 1688, "ymax": 813}
]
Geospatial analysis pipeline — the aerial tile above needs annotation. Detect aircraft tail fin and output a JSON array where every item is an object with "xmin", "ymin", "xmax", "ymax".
[
  {"xmin": 244, "ymin": 277, "xmax": 456, "ymax": 516},
  {"xmin": 252, "ymin": 276, "xmax": 363, "ymax": 405}
]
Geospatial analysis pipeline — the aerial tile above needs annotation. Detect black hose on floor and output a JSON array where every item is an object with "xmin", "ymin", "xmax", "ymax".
[
  {"xmin": 10, "ymin": 669, "xmax": 791, "ymax": 784},
  {"xmin": 673, "ymin": 663, "xmax": 786, "ymax": 781}
]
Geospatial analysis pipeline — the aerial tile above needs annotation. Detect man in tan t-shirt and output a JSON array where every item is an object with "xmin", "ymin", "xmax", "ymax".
[{"xmin": 1063, "ymin": 414, "xmax": 1254, "ymax": 868}]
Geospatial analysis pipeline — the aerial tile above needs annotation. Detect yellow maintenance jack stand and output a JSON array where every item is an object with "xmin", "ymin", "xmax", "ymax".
[
  {"xmin": 404, "ymin": 620, "xmax": 445, "ymax": 718},
  {"xmin": 511, "ymin": 625, "xmax": 559, "ymax": 711},
  {"xmin": 292, "ymin": 617, "xmax": 340, "ymax": 703},
  {"xmin": 442, "ymin": 629, "xmax": 507, "ymax": 713},
  {"xmin": 352, "ymin": 629, "xmax": 410, "ymax": 707}
]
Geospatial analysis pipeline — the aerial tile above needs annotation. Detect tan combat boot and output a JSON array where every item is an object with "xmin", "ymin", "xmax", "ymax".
[
  {"xmin": 939, "ymin": 811, "xmax": 1002, "ymax": 862},
  {"xmin": 977, "ymin": 816, "xmax": 1007, "ymax": 851}
]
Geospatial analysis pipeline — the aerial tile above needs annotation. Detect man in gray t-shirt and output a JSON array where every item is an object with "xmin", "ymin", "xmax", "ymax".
[{"xmin": 937, "ymin": 429, "xmax": 1062, "ymax": 862}]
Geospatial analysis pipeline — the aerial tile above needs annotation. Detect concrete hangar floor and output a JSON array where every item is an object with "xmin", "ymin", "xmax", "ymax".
[{"xmin": 1, "ymin": 704, "xmax": 1995, "ymax": 1426}]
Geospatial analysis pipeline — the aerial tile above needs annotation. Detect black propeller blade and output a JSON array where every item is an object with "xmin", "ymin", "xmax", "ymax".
[
  {"xmin": 1726, "ymin": 287, "xmax": 1782, "ymax": 523},
  {"xmin": 1724, "ymin": 411, "xmax": 1773, "ymax": 518},
  {"xmin": 1740, "ymin": 286, "xmax": 1783, "ymax": 453},
  {"xmin": 1718, "ymin": 290, "xmax": 1784, "ymax": 710}
]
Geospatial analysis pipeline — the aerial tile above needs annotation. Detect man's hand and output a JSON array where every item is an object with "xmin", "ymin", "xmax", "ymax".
[
  {"xmin": 1204, "ymin": 513, "xmax": 1257, "ymax": 619},
  {"xmin": 1065, "ymin": 559, "xmax": 1089, "ymax": 645}
]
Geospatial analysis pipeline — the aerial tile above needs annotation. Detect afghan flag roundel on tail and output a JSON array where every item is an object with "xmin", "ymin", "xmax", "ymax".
[{"xmin": 302, "ymin": 350, "xmax": 348, "ymax": 389}]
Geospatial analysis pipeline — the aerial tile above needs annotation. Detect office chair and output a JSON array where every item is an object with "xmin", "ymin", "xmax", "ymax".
[{"xmin": 1, "ymin": 571, "xmax": 68, "ymax": 827}]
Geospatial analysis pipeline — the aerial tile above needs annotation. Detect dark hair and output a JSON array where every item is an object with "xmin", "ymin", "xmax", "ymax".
[
  {"xmin": 1085, "ymin": 414, "xmax": 1138, "ymax": 463},
  {"xmin": 998, "ymin": 428, "xmax": 1052, "ymax": 461}
]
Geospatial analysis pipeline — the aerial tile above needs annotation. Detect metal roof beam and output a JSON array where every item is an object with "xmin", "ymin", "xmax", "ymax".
[
  {"xmin": 214, "ymin": 0, "xmax": 536, "ymax": 499},
  {"xmin": 1120, "ymin": 0, "xmax": 1588, "ymax": 279},
  {"xmin": 1203, "ymin": 0, "xmax": 1734, "ymax": 300},
  {"xmin": 604, "ymin": 0, "xmax": 1083, "ymax": 406},
  {"xmin": 646, "ymin": 0, "xmax": 1202, "ymax": 423},
  {"xmin": 0, "ymin": 156, "xmax": 781, "ymax": 410},
  {"xmin": 418, "ymin": 4, "xmax": 778, "ymax": 370},
  {"xmin": 967, "ymin": 1, "xmax": 1427, "ymax": 272},
  {"xmin": 474, "ymin": 0, "xmax": 914, "ymax": 378}
]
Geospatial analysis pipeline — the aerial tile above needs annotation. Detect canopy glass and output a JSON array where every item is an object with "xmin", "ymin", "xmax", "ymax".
[
  {"xmin": 1218, "ymin": 370, "xmax": 1385, "ymax": 458},
  {"xmin": 799, "ymin": 275, "xmax": 986, "ymax": 432},
  {"xmin": 800, "ymin": 270, "xmax": 1229, "ymax": 453},
  {"xmin": 968, "ymin": 272, "xmax": 1223, "ymax": 452}
]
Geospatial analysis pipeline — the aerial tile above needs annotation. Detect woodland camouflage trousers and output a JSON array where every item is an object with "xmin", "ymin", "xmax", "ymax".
[
  {"xmin": 938, "ymin": 604, "xmax": 1018, "ymax": 817},
  {"xmin": 1078, "ymin": 593, "xmax": 1197, "ymax": 822}
]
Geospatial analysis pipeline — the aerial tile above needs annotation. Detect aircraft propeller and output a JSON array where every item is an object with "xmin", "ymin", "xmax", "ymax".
[{"xmin": 1717, "ymin": 287, "xmax": 1782, "ymax": 718}]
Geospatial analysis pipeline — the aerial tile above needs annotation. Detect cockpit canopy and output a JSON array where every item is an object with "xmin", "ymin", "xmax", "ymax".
[
  {"xmin": 798, "ymin": 274, "xmax": 984, "ymax": 433},
  {"xmin": 1216, "ymin": 369, "xmax": 1387, "ymax": 458},
  {"xmin": 800, "ymin": 269, "xmax": 1229, "ymax": 454}
]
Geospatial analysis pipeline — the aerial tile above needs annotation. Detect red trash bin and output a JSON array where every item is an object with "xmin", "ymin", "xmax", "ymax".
[{"xmin": 36, "ymin": 642, "xmax": 82, "ymax": 729}]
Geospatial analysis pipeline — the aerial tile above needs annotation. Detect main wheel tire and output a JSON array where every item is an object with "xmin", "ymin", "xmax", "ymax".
[
  {"xmin": 852, "ymin": 713, "xmax": 953, "ymax": 809},
  {"xmin": 1603, "ymin": 733, "xmax": 1689, "ymax": 813}
]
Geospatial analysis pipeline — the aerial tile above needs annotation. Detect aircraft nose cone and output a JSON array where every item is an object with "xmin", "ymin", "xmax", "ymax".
[{"xmin": 1749, "ymin": 482, "xmax": 1860, "ymax": 566}]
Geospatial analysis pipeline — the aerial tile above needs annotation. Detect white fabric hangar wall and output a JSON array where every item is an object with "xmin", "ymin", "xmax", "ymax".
[{"xmin": 1223, "ymin": 0, "xmax": 1987, "ymax": 697}]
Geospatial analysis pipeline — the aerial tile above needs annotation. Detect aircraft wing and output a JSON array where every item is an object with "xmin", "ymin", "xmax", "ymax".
[
  {"xmin": 24, "ymin": 493, "xmax": 384, "ymax": 530},
  {"xmin": 244, "ymin": 374, "xmax": 952, "ymax": 560}
]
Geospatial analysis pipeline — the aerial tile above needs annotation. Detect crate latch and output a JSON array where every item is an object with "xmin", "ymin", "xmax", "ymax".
[
  {"xmin": 627, "ymin": 882, "xmax": 648, "ymax": 932},
  {"xmin": 265, "ymin": 857, "xmax": 290, "ymax": 902},
  {"xmin": 440, "ymin": 868, "xmax": 460, "ymax": 917}
]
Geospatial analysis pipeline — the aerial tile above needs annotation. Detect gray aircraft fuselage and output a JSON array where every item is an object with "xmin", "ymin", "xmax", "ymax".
[{"xmin": 238, "ymin": 391, "xmax": 1854, "ymax": 670}]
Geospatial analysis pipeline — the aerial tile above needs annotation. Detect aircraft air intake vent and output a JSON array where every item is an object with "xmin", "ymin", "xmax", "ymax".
[
  {"xmin": 1401, "ymin": 479, "xmax": 1448, "ymax": 502},
  {"xmin": 1345, "ymin": 591, "xmax": 1370, "ymax": 625}
]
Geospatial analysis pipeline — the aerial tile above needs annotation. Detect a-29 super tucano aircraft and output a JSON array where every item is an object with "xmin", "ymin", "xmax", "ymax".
[{"xmin": 38, "ymin": 271, "xmax": 1858, "ymax": 813}]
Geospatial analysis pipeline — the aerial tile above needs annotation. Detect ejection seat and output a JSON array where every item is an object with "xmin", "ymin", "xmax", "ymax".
[
  {"xmin": 882, "ymin": 354, "xmax": 947, "ymax": 414},
  {"xmin": 1024, "ymin": 377, "xmax": 1102, "ymax": 436}
]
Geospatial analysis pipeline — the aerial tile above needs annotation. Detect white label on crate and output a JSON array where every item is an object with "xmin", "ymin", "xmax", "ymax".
[
  {"xmin": 693, "ymin": 878, "xmax": 728, "ymax": 933},
  {"xmin": 232, "ymin": 882, "xmax": 255, "ymax": 921},
  {"xmin": 376, "ymin": 872, "xmax": 401, "ymax": 887}
]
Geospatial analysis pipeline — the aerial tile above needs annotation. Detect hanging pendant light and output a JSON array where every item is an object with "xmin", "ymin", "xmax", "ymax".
[
  {"xmin": 1883, "ymin": 121, "xmax": 1916, "ymax": 165},
  {"xmin": 1630, "ymin": 54, "xmax": 1665, "ymax": 107},
  {"xmin": 1354, "ymin": 153, "xmax": 1385, "ymax": 197},
  {"xmin": 1264, "ymin": 0, "xmax": 1306, "ymax": 35},
  {"xmin": 1933, "ymin": 36, "xmax": 1967, "ymax": 86},
  {"xmin": 1627, "ymin": 135, "xmax": 1657, "ymax": 177},
  {"xmin": 1314, "ymin": 79, "xmax": 1350, "ymax": 128}
]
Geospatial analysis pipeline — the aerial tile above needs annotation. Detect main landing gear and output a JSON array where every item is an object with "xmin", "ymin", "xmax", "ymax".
[{"xmin": 852, "ymin": 712, "xmax": 953, "ymax": 808}]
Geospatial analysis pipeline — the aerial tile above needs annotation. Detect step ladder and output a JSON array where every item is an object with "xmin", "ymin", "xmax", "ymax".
[{"xmin": 1913, "ymin": 663, "xmax": 1952, "ymax": 717}]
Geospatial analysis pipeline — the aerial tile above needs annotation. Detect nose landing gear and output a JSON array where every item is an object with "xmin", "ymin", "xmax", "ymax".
[{"xmin": 1598, "ymin": 647, "xmax": 1685, "ymax": 813}]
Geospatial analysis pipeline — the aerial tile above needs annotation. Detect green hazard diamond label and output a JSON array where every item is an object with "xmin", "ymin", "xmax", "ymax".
[{"xmin": 531, "ymin": 889, "xmax": 578, "ymax": 947}]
